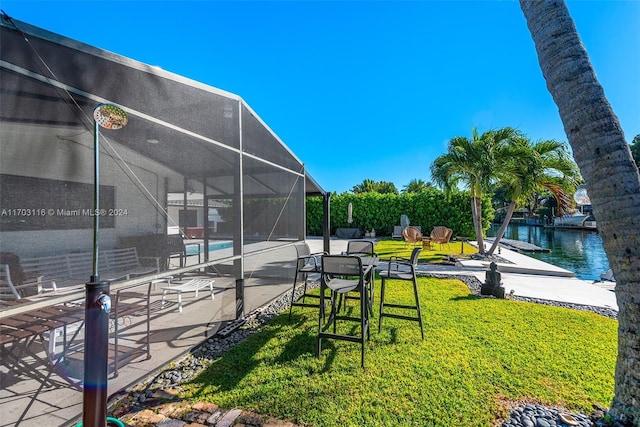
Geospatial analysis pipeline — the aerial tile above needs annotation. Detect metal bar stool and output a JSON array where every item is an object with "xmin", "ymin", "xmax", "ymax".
[{"xmin": 378, "ymin": 247, "xmax": 424, "ymax": 339}]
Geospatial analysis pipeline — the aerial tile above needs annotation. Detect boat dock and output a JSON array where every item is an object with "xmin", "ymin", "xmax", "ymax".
[{"xmin": 486, "ymin": 238, "xmax": 550, "ymax": 253}]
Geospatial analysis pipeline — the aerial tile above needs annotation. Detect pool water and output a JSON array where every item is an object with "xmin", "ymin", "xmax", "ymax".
[{"xmin": 184, "ymin": 241, "xmax": 232, "ymax": 256}]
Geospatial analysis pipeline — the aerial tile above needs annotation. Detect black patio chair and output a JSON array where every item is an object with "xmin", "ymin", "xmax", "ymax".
[
  {"xmin": 378, "ymin": 247, "xmax": 424, "ymax": 339},
  {"xmin": 288, "ymin": 242, "xmax": 326, "ymax": 320},
  {"xmin": 343, "ymin": 240, "xmax": 377, "ymax": 312},
  {"xmin": 345, "ymin": 240, "xmax": 376, "ymax": 256}
]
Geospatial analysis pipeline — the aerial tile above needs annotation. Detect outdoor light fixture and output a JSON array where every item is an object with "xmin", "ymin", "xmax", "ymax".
[{"xmin": 80, "ymin": 103, "xmax": 128, "ymax": 427}]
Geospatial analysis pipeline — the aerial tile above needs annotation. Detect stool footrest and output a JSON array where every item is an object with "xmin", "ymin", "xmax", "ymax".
[
  {"xmin": 380, "ymin": 312, "xmax": 421, "ymax": 322},
  {"xmin": 382, "ymin": 303, "xmax": 418, "ymax": 310}
]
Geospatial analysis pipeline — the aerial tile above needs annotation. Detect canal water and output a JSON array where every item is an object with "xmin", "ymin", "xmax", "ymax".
[{"xmin": 487, "ymin": 224, "xmax": 610, "ymax": 281}]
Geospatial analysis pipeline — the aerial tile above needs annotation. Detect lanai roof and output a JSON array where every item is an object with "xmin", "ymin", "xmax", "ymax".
[{"xmin": 0, "ymin": 15, "xmax": 325, "ymax": 197}]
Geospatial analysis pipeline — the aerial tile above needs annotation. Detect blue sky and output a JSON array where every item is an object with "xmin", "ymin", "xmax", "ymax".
[{"xmin": 2, "ymin": 0, "xmax": 639, "ymax": 194}]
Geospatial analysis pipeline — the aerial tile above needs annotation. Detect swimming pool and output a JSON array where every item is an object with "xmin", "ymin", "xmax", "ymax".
[{"xmin": 184, "ymin": 241, "xmax": 233, "ymax": 255}]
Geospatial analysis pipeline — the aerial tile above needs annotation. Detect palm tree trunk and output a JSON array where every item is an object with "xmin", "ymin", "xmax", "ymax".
[
  {"xmin": 470, "ymin": 198, "xmax": 479, "ymax": 239},
  {"xmin": 487, "ymin": 201, "xmax": 516, "ymax": 256},
  {"xmin": 520, "ymin": 1, "xmax": 640, "ymax": 424},
  {"xmin": 472, "ymin": 196, "xmax": 485, "ymax": 254}
]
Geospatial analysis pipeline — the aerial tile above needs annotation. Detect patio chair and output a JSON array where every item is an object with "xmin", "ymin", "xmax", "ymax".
[
  {"xmin": 345, "ymin": 240, "xmax": 376, "ymax": 256},
  {"xmin": 288, "ymin": 242, "xmax": 327, "ymax": 320},
  {"xmin": 391, "ymin": 226, "xmax": 404, "ymax": 239},
  {"xmin": 0, "ymin": 264, "xmax": 21, "ymax": 300},
  {"xmin": 161, "ymin": 278, "xmax": 215, "ymax": 313},
  {"xmin": 318, "ymin": 255, "xmax": 370, "ymax": 368},
  {"xmin": 430, "ymin": 226, "xmax": 453, "ymax": 250},
  {"xmin": 402, "ymin": 226, "xmax": 423, "ymax": 246},
  {"xmin": 343, "ymin": 240, "xmax": 377, "ymax": 311},
  {"xmin": 378, "ymin": 247, "xmax": 424, "ymax": 339}
]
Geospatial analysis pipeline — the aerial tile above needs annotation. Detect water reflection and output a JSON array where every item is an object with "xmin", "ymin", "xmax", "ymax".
[{"xmin": 487, "ymin": 224, "xmax": 610, "ymax": 281}]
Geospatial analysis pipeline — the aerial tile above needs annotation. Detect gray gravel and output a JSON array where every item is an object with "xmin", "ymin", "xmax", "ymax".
[{"xmin": 501, "ymin": 403, "xmax": 594, "ymax": 427}]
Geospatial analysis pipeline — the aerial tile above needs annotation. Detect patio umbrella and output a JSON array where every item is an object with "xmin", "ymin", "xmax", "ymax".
[
  {"xmin": 400, "ymin": 214, "xmax": 410, "ymax": 229},
  {"xmin": 347, "ymin": 203, "xmax": 353, "ymax": 225}
]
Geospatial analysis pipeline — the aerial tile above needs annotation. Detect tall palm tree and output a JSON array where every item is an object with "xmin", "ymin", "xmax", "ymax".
[
  {"xmin": 521, "ymin": 1, "xmax": 640, "ymax": 424},
  {"xmin": 487, "ymin": 137, "xmax": 581, "ymax": 255},
  {"xmin": 431, "ymin": 127, "xmax": 519, "ymax": 254}
]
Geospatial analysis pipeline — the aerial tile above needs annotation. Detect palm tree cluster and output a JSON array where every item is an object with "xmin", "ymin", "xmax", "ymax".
[
  {"xmin": 402, "ymin": 179, "xmax": 433, "ymax": 193},
  {"xmin": 430, "ymin": 127, "xmax": 581, "ymax": 255},
  {"xmin": 351, "ymin": 179, "xmax": 398, "ymax": 194}
]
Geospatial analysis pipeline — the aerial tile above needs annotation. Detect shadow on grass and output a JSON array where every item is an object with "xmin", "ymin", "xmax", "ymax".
[
  {"xmin": 183, "ymin": 309, "xmax": 345, "ymax": 395},
  {"xmin": 450, "ymin": 294, "xmax": 483, "ymax": 302}
]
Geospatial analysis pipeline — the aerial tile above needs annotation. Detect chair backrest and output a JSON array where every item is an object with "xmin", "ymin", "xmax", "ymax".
[
  {"xmin": 0, "ymin": 252, "xmax": 25, "ymax": 285},
  {"xmin": 409, "ymin": 247, "xmax": 422, "ymax": 266},
  {"xmin": 294, "ymin": 242, "xmax": 318, "ymax": 271},
  {"xmin": 402, "ymin": 226, "xmax": 422, "ymax": 243},
  {"xmin": 0, "ymin": 264, "xmax": 21, "ymax": 300},
  {"xmin": 430, "ymin": 226, "xmax": 453, "ymax": 244},
  {"xmin": 445, "ymin": 228, "xmax": 453, "ymax": 242},
  {"xmin": 295, "ymin": 242, "xmax": 311, "ymax": 258},
  {"xmin": 321, "ymin": 255, "xmax": 363, "ymax": 277},
  {"xmin": 166, "ymin": 234, "xmax": 187, "ymax": 255},
  {"xmin": 346, "ymin": 240, "xmax": 375, "ymax": 255}
]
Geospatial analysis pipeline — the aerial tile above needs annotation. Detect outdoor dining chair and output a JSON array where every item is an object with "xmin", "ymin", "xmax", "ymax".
[
  {"xmin": 378, "ymin": 247, "xmax": 424, "ymax": 339},
  {"xmin": 345, "ymin": 240, "xmax": 376, "ymax": 256},
  {"xmin": 343, "ymin": 240, "xmax": 377, "ymax": 309},
  {"xmin": 318, "ymin": 255, "xmax": 370, "ymax": 368},
  {"xmin": 288, "ymin": 242, "xmax": 327, "ymax": 320}
]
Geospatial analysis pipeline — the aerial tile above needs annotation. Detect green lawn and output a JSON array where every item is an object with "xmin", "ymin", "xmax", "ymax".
[
  {"xmin": 374, "ymin": 238, "xmax": 479, "ymax": 264},
  {"xmin": 181, "ymin": 274, "xmax": 617, "ymax": 427}
]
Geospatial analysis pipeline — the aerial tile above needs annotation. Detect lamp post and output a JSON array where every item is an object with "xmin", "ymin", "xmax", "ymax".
[{"xmin": 82, "ymin": 103, "xmax": 128, "ymax": 427}]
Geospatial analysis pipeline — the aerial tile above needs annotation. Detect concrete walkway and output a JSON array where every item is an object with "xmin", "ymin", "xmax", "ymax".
[
  {"xmin": 307, "ymin": 237, "xmax": 618, "ymax": 311},
  {"xmin": 432, "ymin": 245, "xmax": 617, "ymax": 311}
]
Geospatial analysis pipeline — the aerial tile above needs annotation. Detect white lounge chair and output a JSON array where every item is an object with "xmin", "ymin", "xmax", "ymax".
[{"xmin": 161, "ymin": 278, "xmax": 215, "ymax": 313}]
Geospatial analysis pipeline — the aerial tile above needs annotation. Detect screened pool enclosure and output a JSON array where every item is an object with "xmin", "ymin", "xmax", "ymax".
[{"xmin": 0, "ymin": 15, "xmax": 328, "ymax": 425}]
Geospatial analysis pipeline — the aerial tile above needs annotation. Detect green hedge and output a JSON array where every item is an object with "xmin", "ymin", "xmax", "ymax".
[{"xmin": 306, "ymin": 190, "xmax": 493, "ymax": 238}]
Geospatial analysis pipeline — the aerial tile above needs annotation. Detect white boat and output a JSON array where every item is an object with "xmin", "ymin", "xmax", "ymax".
[{"xmin": 553, "ymin": 212, "xmax": 589, "ymax": 227}]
